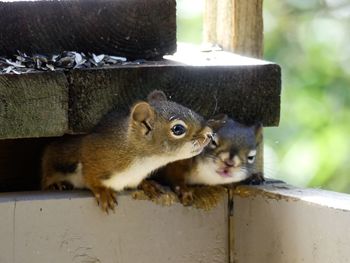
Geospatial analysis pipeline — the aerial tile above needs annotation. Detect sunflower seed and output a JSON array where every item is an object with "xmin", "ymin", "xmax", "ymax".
[
  {"xmin": 46, "ymin": 64, "xmax": 55, "ymax": 71},
  {"xmin": 4, "ymin": 66, "xmax": 14, "ymax": 73},
  {"xmin": 0, "ymin": 51, "xmax": 131, "ymax": 74},
  {"xmin": 5, "ymin": 59, "xmax": 25, "ymax": 68},
  {"xmin": 109, "ymin": 55, "xmax": 127, "ymax": 62},
  {"xmin": 92, "ymin": 53, "xmax": 105, "ymax": 63}
]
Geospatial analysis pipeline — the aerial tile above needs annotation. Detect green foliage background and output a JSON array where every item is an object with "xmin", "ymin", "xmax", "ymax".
[{"xmin": 177, "ymin": 0, "xmax": 350, "ymax": 193}]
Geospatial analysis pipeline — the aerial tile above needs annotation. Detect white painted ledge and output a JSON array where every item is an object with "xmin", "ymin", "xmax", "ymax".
[
  {"xmin": 2, "ymin": 183, "xmax": 349, "ymax": 263},
  {"xmin": 0, "ymin": 191, "xmax": 228, "ymax": 263},
  {"xmin": 231, "ymin": 183, "xmax": 350, "ymax": 263}
]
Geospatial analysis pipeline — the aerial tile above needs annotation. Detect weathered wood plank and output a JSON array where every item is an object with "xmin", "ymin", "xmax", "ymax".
[
  {"xmin": 0, "ymin": 72, "xmax": 68, "ymax": 139},
  {"xmin": 231, "ymin": 184, "xmax": 350, "ymax": 263},
  {"xmin": 69, "ymin": 58, "xmax": 280, "ymax": 133},
  {"xmin": 204, "ymin": 0, "xmax": 264, "ymax": 58},
  {"xmin": 0, "ymin": 191, "xmax": 228, "ymax": 263},
  {"xmin": 0, "ymin": 50, "xmax": 281, "ymax": 139},
  {"xmin": 203, "ymin": 0, "xmax": 217, "ymax": 44},
  {"xmin": 0, "ymin": 0, "xmax": 176, "ymax": 59}
]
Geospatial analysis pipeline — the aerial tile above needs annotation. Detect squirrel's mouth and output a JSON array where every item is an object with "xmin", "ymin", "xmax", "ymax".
[{"xmin": 216, "ymin": 168, "xmax": 233, "ymax": 178}]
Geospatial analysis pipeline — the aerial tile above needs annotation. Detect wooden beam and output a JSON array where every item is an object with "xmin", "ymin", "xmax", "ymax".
[
  {"xmin": 0, "ymin": 0, "xmax": 176, "ymax": 59},
  {"xmin": 0, "ymin": 49, "xmax": 281, "ymax": 139},
  {"xmin": 0, "ymin": 72, "xmax": 68, "ymax": 139},
  {"xmin": 204, "ymin": 0, "xmax": 264, "ymax": 58},
  {"xmin": 68, "ymin": 57, "xmax": 281, "ymax": 133}
]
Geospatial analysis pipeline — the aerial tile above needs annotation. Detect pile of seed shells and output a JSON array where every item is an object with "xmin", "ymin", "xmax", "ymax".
[{"xmin": 0, "ymin": 51, "xmax": 143, "ymax": 74}]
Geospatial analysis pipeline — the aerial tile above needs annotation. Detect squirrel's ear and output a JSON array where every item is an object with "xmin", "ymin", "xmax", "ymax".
[
  {"xmin": 147, "ymin": 90, "xmax": 167, "ymax": 102},
  {"xmin": 207, "ymin": 114, "xmax": 228, "ymax": 131},
  {"xmin": 131, "ymin": 102, "xmax": 155, "ymax": 135}
]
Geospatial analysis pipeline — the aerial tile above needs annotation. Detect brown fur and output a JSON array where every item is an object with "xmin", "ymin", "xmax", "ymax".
[
  {"xmin": 157, "ymin": 158, "xmax": 196, "ymax": 205},
  {"xmin": 154, "ymin": 117, "xmax": 263, "ymax": 206},
  {"xmin": 41, "ymin": 90, "xmax": 212, "ymax": 212}
]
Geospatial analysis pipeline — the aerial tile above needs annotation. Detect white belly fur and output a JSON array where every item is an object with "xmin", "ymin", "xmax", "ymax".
[
  {"xmin": 101, "ymin": 140, "xmax": 203, "ymax": 191},
  {"xmin": 46, "ymin": 162, "xmax": 86, "ymax": 189},
  {"xmin": 67, "ymin": 163, "xmax": 86, "ymax": 188},
  {"xmin": 187, "ymin": 162, "xmax": 249, "ymax": 185},
  {"xmin": 102, "ymin": 156, "xmax": 175, "ymax": 191}
]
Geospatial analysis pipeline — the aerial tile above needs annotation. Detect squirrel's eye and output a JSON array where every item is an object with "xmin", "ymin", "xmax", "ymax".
[
  {"xmin": 172, "ymin": 124, "xmax": 186, "ymax": 135},
  {"xmin": 247, "ymin": 150, "xmax": 257, "ymax": 164},
  {"xmin": 170, "ymin": 120, "xmax": 187, "ymax": 138}
]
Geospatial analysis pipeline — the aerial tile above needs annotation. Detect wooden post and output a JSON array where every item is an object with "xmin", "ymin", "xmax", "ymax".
[
  {"xmin": 205, "ymin": 2, "xmax": 265, "ymax": 261},
  {"xmin": 203, "ymin": 0, "xmax": 263, "ymax": 58}
]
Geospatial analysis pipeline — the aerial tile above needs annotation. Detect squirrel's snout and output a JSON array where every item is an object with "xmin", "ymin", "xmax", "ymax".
[
  {"xmin": 223, "ymin": 157, "xmax": 241, "ymax": 168},
  {"xmin": 202, "ymin": 127, "xmax": 213, "ymax": 138}
]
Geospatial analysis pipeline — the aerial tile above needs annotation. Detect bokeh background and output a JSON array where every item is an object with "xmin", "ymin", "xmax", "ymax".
[{"xmin": 177, "ymin": 0, "xmax": 350, "ymax": 193}]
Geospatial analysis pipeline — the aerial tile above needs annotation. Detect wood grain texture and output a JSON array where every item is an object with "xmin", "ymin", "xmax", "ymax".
[
  {"xmin": 232, "ymin": 0, "xmax": 263, "ymax": 58},
  {"xmin": 204, "ymin": 0, "xmax": 263, "ymax": 58},
  {"xmin": 0, "ymin": 0, "xmax": 176, "ymax": 59},
  {"xmin": 0, "ymin": 54, "xmax": 280, "ymax": 139},
  {"xmin": 0, "ymin": 72, "xmax": 68, "ymax": 139},
  {"xmin": 68, "ymin": 62, "xmax": 281, "ymax": 133},
  {"xmin": 203, "ymin": 0, "xmax": 217, "ymax": 44}
]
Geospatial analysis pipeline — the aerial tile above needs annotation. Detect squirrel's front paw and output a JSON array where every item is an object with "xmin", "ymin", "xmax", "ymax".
[
  {"xmin": 92, "ymin": 187, "xmax": 118, "ymax": 213},
  {"xmin": 138, "ymin": 179, "xmax": 165, "ymax": 200},
  {"xmin": 244, "ymin": 172, "xmax": 265, "ymax": 185},
  {"xmin": 175, "ymin": 186, "xmax": 194, "ymax": 206},
  {"xmin": 46, "ymin": 181, "xmax": 74, "ymax": 191}
]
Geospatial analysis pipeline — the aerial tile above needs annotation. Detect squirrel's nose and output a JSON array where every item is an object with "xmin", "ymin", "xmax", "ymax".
[
  {"xmin": 224, "ymin": 157, "xmax": 240, "ymax": 168},
  {"xmin": 224, "ymin": 159, "xmax": 234, "ymax": 167}
]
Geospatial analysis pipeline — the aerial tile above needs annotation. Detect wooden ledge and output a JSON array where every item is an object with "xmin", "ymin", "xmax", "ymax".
[
  {"xmin": 234, "ymin": 182, "xmax": 350, "ymax": 211},
  {"xmin": 0, "ymin": 191, "xmax": 228, "ymax": 263},
  {"xmin": 0, "ymin": 49, "xmax": 281, "ymax": 139},
  {"xmin": 232, "ymin": 182, "xmax": 350, "ymax": 263}
]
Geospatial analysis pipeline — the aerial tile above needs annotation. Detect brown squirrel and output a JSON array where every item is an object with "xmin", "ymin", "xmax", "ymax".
[
  {"xmin": 41, "ymin": 90, "xmax": 213, "ymax": 212},
  {"xmin": 153, "ymin": 116, "xmax": 263, "ymax": 205}
]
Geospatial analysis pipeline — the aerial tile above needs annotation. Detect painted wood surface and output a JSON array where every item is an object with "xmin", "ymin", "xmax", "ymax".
[
  {"xmin": 0, "ymin": 191, "xmax": 228, "ymax": 263},
  {"xmin": 231, "ymin": 183, "xmax": 350, "ymax": 263}
]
